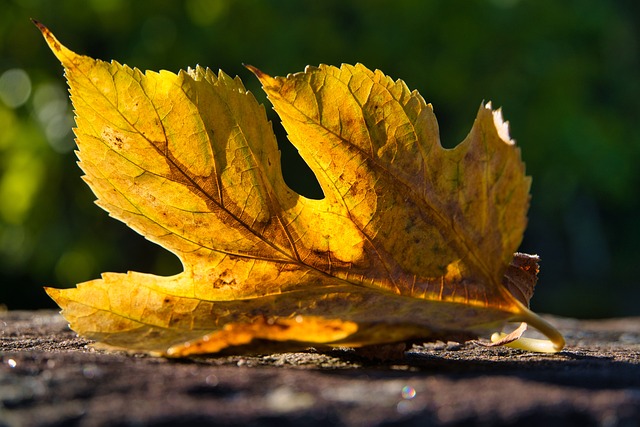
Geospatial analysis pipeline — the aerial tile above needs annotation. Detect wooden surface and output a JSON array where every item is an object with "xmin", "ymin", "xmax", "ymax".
[{"xmin": 1, "ymin": 310, "xmax": 639, "ymax": 426}]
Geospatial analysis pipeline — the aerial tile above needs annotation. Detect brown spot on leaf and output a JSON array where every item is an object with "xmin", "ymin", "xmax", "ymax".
[
  {"xmin": 102, "ymin": 128, "xmax": 126, "ymax": 150},
  {"xmin": 213, "ymin": 269, "xmax": 236, "ymax": 288}
]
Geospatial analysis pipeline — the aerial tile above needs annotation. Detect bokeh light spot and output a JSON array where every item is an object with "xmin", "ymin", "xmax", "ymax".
[
  {"xmin": 0, "ymin": 69, "xmax": 32, "ymax": 109},
  {"xmin": 401, "ymin": 385, "xmax": 416, "ymax": 399},
  {"xmin": 33, "ymin": 83, "xmax": 74, "ymax": 153}
]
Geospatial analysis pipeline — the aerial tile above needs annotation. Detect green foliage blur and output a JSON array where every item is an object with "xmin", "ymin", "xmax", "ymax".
[{"xmin": 1, "ymin": 0, "xmax": 638, "ymax": 317}]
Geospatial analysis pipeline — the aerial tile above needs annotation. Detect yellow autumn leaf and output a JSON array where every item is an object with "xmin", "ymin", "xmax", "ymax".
[{"xmin": 37, "ymin": 21, "xmax": 564, "ymax": 356}]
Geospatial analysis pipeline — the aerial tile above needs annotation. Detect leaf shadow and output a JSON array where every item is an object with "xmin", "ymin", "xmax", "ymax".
[{"xmin": 312, "ymin": 346, "xmax": 640, "ymax": 391}]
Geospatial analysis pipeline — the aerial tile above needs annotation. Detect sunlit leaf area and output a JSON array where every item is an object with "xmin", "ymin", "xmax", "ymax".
[{"xmin": 0, "ymin": 0, "xmax": 638, "ymax": 318}]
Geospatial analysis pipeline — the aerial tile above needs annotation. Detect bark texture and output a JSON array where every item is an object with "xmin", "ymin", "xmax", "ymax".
[{"xmin": 1, "ymin": 311, "xmax": 639, "ymax": 426}]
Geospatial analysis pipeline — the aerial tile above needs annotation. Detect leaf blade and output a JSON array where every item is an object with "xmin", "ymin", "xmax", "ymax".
[{"xmin": 38, "ymin": 24, "xmax": 564, "ymax": 355}]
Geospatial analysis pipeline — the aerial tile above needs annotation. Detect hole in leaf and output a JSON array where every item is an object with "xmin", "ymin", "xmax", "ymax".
[{"xmin": 272, "ymin": 120, "xmax": 324, "ymax": 200}]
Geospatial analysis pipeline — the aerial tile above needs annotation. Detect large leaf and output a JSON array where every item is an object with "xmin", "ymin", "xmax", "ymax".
[{"xmin": 37, "ymin": 22, "xmax": 564, "ymax": 356}]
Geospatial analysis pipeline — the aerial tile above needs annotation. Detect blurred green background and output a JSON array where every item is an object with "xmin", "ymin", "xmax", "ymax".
[{"xmin": 0, "ymin": 0, "xmax": 638, "ymax": 317}]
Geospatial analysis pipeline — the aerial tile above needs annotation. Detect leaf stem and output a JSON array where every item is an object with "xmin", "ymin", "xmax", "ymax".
[{"xmin": 492, "ymin": 301, "xmax": 565, "ymax": 353}]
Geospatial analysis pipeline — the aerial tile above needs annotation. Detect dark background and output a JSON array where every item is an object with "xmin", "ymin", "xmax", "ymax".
[{"xmin": 0, "ymin": 0, "xmax": 638, "ymax": 318}]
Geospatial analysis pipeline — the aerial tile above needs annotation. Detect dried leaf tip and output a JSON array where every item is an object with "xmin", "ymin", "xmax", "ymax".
[
  {"xmin": 245, "ymin": 64, "xmax": 276, "ymax": 87},
  {"xmin": 31, "ymin": 19, "xmax": 55, "ymax": 48},
  {"xmin": 244, "ymin": 64, "xmax": 265, "ymax": 78},
  {"xmin": 32, "ymin": 20, "xmax": 57, "ymax": 50},
  {"xmin": 33, "ymin": 20, "xmax": 75, "ymax": 66},
  {"xmin": 486, "ymin": 102, "xmax": 514, "ymax": 145}
]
